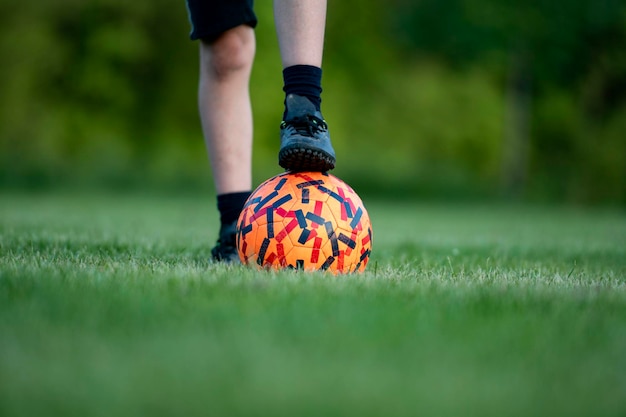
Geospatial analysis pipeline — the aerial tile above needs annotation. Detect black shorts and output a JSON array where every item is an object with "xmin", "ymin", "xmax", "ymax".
[{"xmin": 186, "ymin": 0, "xmax": 258, "ymax": 41}]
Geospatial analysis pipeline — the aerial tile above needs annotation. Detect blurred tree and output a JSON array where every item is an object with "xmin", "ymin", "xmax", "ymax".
[
  {"xmin": 0, "ymin": 0, "xmax": 623, "ymax": 203},
  {"xmin": 392, "ymin": 0, "xmax": 626, "ymax": 202},
  {"xmin": 0, "ymin": 0, "xmax": 202, "ymax": 187}
]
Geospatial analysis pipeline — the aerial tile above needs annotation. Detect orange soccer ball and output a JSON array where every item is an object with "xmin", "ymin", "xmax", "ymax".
[{"xmin": 237, "ymin": 172, "xmax": 373, "ymax": 274}]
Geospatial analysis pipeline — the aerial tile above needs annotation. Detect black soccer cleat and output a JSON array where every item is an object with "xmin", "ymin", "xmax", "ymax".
[
  {"xmin": 279, "ymin": 94, "xmax": 336, "ymax": 172},
  {"xmin": 210, "ymin": 221, "xmax": 240, "ymax": 263}
]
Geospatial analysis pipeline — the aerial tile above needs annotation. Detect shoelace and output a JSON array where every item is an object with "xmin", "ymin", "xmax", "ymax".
[{"xmin": 281, "ymin": 115, "xmax": 328, "ymax": 136}]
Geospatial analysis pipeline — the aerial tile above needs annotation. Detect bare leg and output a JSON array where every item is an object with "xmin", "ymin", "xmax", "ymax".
[
  {"xmin": 273, "ymin": 0, "xmax": 327, "ymax": 68},
  {"xmin": 198, "ymin": 25, "xmax": 255, "ymax": 195}
]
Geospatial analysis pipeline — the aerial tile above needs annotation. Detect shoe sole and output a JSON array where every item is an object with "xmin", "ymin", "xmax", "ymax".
[{"xmin": 279, "ymin": 146, "xmax": 336, "ymax": 172}]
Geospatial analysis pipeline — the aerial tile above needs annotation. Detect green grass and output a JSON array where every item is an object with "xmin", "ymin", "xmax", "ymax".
[{"xmin": 1, "ymin": 191, "xmax": 625, "ymax": 417}]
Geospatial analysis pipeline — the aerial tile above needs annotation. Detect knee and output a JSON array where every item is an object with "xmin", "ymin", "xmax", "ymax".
[{"xmin": 201, "ymin": 26, "xmax": 255, "ymax": 80}]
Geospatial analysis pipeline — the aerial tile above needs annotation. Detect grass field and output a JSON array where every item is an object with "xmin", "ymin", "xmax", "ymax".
[{"xmin": 1, "ymin": 191, "xmax": 625, "ymax": 417}]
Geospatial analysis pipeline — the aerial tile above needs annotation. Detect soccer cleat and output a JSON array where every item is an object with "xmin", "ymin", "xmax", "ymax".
[
  {"xmin": 279, "ymin": 94, "xmax": 336, "ymax": 172},
  {"xmin": 210, "ymin": 221, "xmax": 240, "ymax": 263}
]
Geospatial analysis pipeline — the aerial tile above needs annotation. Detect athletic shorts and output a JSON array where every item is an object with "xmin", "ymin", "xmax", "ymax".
[{"xmin": 186, "ymin": 0, "xmax": 258, "ymax": 41}]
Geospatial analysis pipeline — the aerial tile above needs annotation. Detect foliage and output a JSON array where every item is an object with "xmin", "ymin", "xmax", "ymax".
[
  {"xmin": 390, "ymin": 0, "xmax": 626, "ymax": 202},
  {"xmin": 0, "ymin": 0, "xmax": 624, "ymax": 203}
]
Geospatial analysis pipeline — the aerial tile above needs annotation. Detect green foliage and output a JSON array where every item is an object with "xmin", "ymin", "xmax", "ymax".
[
  {"xmin": 0, "ymin": 0, "xmax": 204, "ymax": 188},
  {"xmin": 391, "ymin": 0, "xmax": 626, "ymax": 202},
  {"xmin": 1, "ymin": 192, "xmax": 626, "ymax": 416},
  {"xmin": 0, "ymin": 0, "xmax": 624, "ymax": 203}
]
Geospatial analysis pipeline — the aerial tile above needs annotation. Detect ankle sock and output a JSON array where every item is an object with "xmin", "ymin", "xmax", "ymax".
[
  {"xmin": 217, "ymin": 191, "xmax": 251, "ymax": 226},
  {"xmin": 282, "ymin": 65, "xmax": 322, "ymax": 118}
]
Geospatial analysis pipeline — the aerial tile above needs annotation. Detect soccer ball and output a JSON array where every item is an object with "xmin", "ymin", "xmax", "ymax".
[{"xmin": 237, "ymin": 171, "xmax": 373, "ymax": 274}]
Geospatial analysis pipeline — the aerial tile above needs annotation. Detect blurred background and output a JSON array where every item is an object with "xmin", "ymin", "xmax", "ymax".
[{"xmin": 0, "ymin": 0, "xmax": 624, "ymax": 204}]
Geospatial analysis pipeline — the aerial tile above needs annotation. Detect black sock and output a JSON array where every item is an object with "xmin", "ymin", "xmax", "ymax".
[
  {"xmin": 282, "ymin": 65, "xmax": 323, "ymax": 117},
  {"xmin": 217, "ymin": 191, "xmax": 251, "ymax": 226}
]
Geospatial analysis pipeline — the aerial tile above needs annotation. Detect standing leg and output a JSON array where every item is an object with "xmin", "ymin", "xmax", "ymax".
[
  {"xmin": 198, "ymin": 26, "xmax": 255, "ymax": 262},
  {"xmin": 198, "ymin": 27, "xmax": 255, "ymax": 196},
  {"xmin": 187, "ymin": 0, "xmax": 257, "ymax": 262}
]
